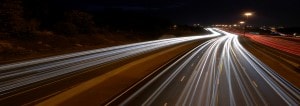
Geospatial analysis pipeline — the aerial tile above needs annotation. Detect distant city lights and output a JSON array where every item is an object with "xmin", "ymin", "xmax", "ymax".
[{"xmin": 213, "ymin": 24, "xmax": 241, "ymax": 27}]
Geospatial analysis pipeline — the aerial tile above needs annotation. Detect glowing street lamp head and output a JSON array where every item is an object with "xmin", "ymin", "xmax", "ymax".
[
  {"xmin": 240, "ymin": 21, "xmax": 245, "ymax": 24},
  {"xmin": 244, "ymin": 12, "xmax": 253, "ymax": 17}
]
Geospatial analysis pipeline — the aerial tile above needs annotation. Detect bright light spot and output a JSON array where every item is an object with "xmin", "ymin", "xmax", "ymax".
[{"xmin": 244, "ymin": 12, "xmax": 253, "ymax": 16}]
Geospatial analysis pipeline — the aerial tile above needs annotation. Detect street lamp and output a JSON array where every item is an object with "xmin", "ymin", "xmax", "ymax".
[
  {"xmin": 243, "ymin": 12, "xmax": 253, "ymax": 36},
  {"xmin": 239, "ymin": 21, "xmax": 245, "ymax": 35},
  {"xmin": 244, "ymin": 12, "xmax": 253, "ymax": 18}
]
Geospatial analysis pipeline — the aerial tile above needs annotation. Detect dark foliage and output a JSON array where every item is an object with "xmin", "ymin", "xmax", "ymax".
[
  {"xmin": 0, "ymin": 0, "xmax": 27, "ymax": 38},
  {"xmin": 246, "ymin": 27, "xmax": 272, "ymax": 35},
  {"xmin": 53, "ymin": 22, "xmax": 79, "ymax": 35},
  {"xmin": 65, "ymin": 10, "xmax": 96, "ymax": 34},
  {"xmin": 277, "ymin": 27, "xmax": 300, "ymax": 35},
  {"xmin": 82, "ymin": 9, "xmax": 172, "ymax": 39},
  {"xmin": 1, "ymin": 0, "xmax": 206, "ymax": 40}
]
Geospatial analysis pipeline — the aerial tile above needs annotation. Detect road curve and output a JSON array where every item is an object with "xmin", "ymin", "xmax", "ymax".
[
  {"xmin": 0, "ymin": 28, "xmax": 220, "ymax": 105},
  {"xmin": 107, "ymin": 29, "xmax": 300, "ymax": 106}
]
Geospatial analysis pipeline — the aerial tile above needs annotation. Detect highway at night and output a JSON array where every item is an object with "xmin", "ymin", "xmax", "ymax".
[
  {"xmin": 106, "ymin": 29, "xmax": 300, "ymax": 105},
  {"xmin": 1, "ymin": 0, "xmax": 300, "ymax": 105},
  {"xmin": 0, "ymin": 29, "xmax": 299, "ymax": 105},
  {"xmin": 0, "ymin": 30, "xmax": 219, "ymax": 94}
]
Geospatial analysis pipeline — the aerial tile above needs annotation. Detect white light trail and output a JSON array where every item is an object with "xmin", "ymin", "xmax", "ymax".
[
  {"xmin": 0, "ymin": 28, "xmax": 221, "ymax": 95},
  {"xmin": 115, "ymin": 28, "xmax": 300, "ymax": 106}
]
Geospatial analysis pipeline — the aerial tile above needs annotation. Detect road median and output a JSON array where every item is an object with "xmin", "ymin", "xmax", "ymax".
[
  {"xmin": 37, "ymin": 40, "xmax": 204, "ymax": 106},
  {"xmin": 239, "ymin": 37, "xmax": 300, "ymax": 88}
]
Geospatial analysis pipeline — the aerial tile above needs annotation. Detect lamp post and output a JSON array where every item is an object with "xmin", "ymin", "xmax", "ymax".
[
  {"xmin": 243, "ymin": 12, "xmax": 253, "ymax": 36},
  {"xmin": 240, "ymin": 21, "xmax": 245, "ymax": 36},
  {"xmin": 244, "ymin": 12, "xmax": 253, "ymax": 19}
]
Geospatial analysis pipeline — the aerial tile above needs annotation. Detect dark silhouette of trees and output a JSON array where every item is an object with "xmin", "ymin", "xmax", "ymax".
[
  {"xmin": 65, "ymin": 10, "xmax": 96, "ymax": 34},
  {"xmin": 54, "ymin": 10, "xmax": 96, "ymax": 35},
  {"xmin": 277, "ymin": 27, "xmax": 300, "ymax": 36},
  {"xmin": 0, "ymin": 0, "xmax": 204, "ymax": 40},
  {"xmin": 53, "ymin": 22, "xmax": 78, "ymax": 35},
  {"xmin": 93, "ymin": 10, "xmax": 171, "ymax": 39},
  {"xmin": 0, "ymin": 0, "xmax": 27, "ymax": 37}
]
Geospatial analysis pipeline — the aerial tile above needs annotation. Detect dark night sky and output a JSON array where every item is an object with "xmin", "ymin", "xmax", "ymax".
[{"xmin": 55, "ymin": 0, "xmax": 300, "ymax": 27}]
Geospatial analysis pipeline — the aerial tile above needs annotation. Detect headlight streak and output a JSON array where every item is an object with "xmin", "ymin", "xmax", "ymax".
[
  {"xmin": 117, "ymin": 38, "xmax": 218, "ymax": 106},
  {"xmin": 0, "ymin": 28, "xmax": 221, "ymax": 96},
  {"xmin": 113, "ymin": 28, "xmax": 300, "ymax": 106},
  {"xmin": 0, "ymin": 30, "xmax": 220, "ymax": 71},
  {"xmin": 232, "ymin": 36, "xmax": 300, "ymax": 104}
]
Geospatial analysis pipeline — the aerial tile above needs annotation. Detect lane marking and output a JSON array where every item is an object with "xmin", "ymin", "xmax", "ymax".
[
  {"xmin": 241, "ymin": 66, "xmax": 245, "ymax": 71},
  {"xmin": 219, "ymin": 62, "xmax": 223, "ymax": 71},
  {"xmin": 180, "ymin": 76, "xmax": 186, "ymax": 82},
  {"xmin": 252, "ymin": 81, "xmax": 258, "ymax": 87}
]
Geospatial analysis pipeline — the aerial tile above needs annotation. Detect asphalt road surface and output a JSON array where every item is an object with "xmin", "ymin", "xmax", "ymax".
[
  {"xmin": 0, "ymin": 28, "xmax": 220, "ymax": 105},
  {"xmin": 107, "ymin": 29, "xmax": 300, "ymax": 105},
  {"xmin": 1, "ymin": 28, "xmax": 299, "ymax": 105}
]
